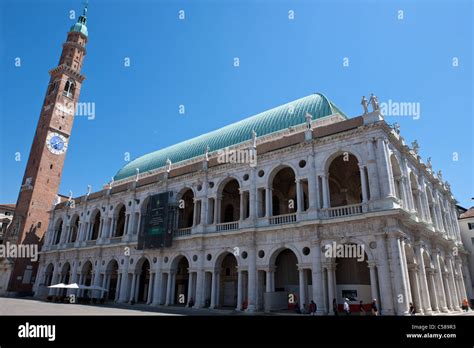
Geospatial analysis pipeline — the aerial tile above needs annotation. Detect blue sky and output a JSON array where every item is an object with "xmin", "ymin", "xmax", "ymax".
[{"xmin": 0, "ymin": 0, "xmax": 472, "ymax": 208}]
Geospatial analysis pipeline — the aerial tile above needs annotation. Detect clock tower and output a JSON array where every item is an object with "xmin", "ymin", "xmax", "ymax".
[{"xmin": 5, "ymin": 6, "xmax": 89, "ymax": 294}]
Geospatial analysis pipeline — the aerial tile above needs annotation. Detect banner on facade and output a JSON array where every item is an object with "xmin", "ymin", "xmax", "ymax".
[{"xmin": 137, "ymin": 192, "xmax": 176, "ymax": 249}]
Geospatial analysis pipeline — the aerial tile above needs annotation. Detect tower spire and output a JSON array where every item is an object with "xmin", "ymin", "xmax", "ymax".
[{"xmin": 70, "ymin": 2, "xmax": 88, "ymax": 36}]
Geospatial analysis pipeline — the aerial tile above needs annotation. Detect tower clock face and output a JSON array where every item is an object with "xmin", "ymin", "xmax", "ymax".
[{"xmin": 46, "ymin": 132, "xmax": 68, "ymax": 155}]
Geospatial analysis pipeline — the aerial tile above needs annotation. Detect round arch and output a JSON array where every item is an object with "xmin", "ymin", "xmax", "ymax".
[
  {"xmin": 52, "ymin": 218, "xmax": 64, "ymax": 245},
  {"xmin": 322, "ymin": 149, "xmax": 365, "ymax": 174},
  {"xmin": 69, "ymin": 214, "xmax": 80, "ymax": 243},
  {"xmin": 266, "ymin": 163, "xmax": 299, "ymax": 188},
  {"xmin": 113, "ymin": 203, "xmax": 127, "ymax": 237},
  {"xmin": 89, "ymin": 208, "xmax": 101, "ymax": 240},
  {"xmin": 217, "ymin": 178, "xmax": 241, "ymax": 223},
  {"xmin": 326, "ymin": 152, "xmax": 362, "ymax": 207},
  {"xmin": 170, "ymin": 254, "xmax": 191, "ymax": 306},
  {"xmin": 268, "ymin": 244, "xmax": 302, "ymax": 267}
]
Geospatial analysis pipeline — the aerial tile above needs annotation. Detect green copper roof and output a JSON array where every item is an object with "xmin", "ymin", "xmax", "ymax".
[
  {"xmin": 114, "ymin": 93, "xmax": 347, "ymax": 181},
  {"xmin": 70, "ymin": 6, "xmax": 88, "ymax": 37}
]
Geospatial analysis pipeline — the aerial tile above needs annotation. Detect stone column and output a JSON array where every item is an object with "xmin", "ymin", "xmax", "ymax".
[
  {"xmin": 400, "ymin": 239, "xmax": 412, "ymax": 303},
  {"xmin": 311, "ymin": 239, "xmax": 324, "ymax": 314},
  {"xmin": 443, "ymin": 271, "xmax": 453, "ymax": 310},
  {"xmin": 201, "ymin": 199, "xmax": 208, "ymax": 225},
  {"xmin": 77, "ymin": 274, "xmax": 84, "ymax": 297},
  {"xmin": 147, "ymin": 273, "xmax": 154, "ymax": 304},
  {"xmin": 402, "ymin": 159, "xmax": 415, "ymax": 212},
  {"xmin": 366, "ymin": 139, "xmax": 381, "ymax": 200},
  {"xmin": 165, "ymin": 272, "xmax": 172, "ymax": 306},
  {"xmin": 127, "ymin": 211, "xmax": 135, "ymax": 235},
  {"xmin": 407, "ymin": 264, "xmax": 423, "ymax": 314},
  {"xmin": 375, "ymin": 137, "xmax": 395, "ymax": 198},
  {"xmin": 398, "ymin": 177, "xmax": 409, "ymax": 210},
  {"xmin": 236, "ymin": 269, "xmax": 243, "ymax": 310},
  {"xmin": 92, "ymin": 263, "xmax": 102, "ymax": 299},
  {"xmin": 249, "ymin": 171, "xmax": 257, "ymax": 220},
  {"xmin": 389, "ymin": 235, "xmax": 409, "ymax": 314},
  {"xmin": 446, "ymin": 257, "xmax": 461, "ymax": 310},
  {"xmin": 210, "ymin": 270, "xmax": 218, "ymax": 308},
  {"xmin": 414, "ymin": 243, "xmax": 432, "ymax": 314},
  {"xmin": 48, "ymin": 267, "xmax": 59, "ymax": 296},
  {"xmin": 186, "ymin": 272, "xmax": 194, "ymax": 306},
  {"xmin": 321, "ymin": 174, "xmax": 329, "ymax": 209},
  {"xmin": 265, "ymin": 270, "xmax": 272, "ymax": 292},
  {"xmin": 239, "ymin": 191, "xmax": 245, "ymax": 221},
  {"xmin": 298, "ymin": 267, "xmax": 306, "ymax": 310},
  {"xmin": 415, "ymin": 191, "xmax": 424, "ymax": 220},
  {"xmin": 119, "ymin": 257, "xmax": 129, "ymax": 303},
  {"xmin": 170, "ymin": 271, "xmax": 176, "ymax": 304},
  {"xmin": 129, "ymin": 272, "xmax": 137, "ymax": 303},
  {"xmin": 265, "ymin": 187, "xmax": 272, "ymax": 217},
  {"xmin": 426, "ymin": 268, "xmax": 439, "ymax": 312},
  {"xmin": 215, "ymin": 195, "xmax": 222, "ymax": 224},
  {"xmin": 368, "ymin": 261, "xmax": 380, "ymax": 305},
  {"xmin": 419, "ymin": 184, "xmax": 430, "ymax": 223},
  {"xmin": 98, "ymin": 218, "xmax": 104, "ymax": 239},
  {"xmin": 326, "ymin": 263, "xmax": 336, "ymax": 315},
  {"xmin": 152, "ymin": 272, "xmax": 162, "ymax": 305},
  {"xmin": 307, "ymin": 155, "xmax": 318, "ymax": 211},
  {"xmin": 193, "ymin": 268, "xmax": 204, "ymax": 308},
  {"xmin": 433, "ymin": 252, "xmax": 448, "ymax": 312},
  {"xmin": 359, "ymin": 165, "xmax": 368, "ymax": 203},
  {"xmin": 375, "ymin": 234, "xmax": 395, "ymax": 314},
  {"xmin": 296, "ymin": 179, "xmax": 303, "ymax": 213},
  {"xmin": 247, "ymin": 247, "xmax": 257, "ymax": 312},
  {"xmin": 115, "ymin": 273, "xmax": 122, "ymax": 302}
]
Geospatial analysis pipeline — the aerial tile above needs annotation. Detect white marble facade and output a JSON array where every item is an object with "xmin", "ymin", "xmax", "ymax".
[{"xmin": 34, "ymin": 109, "xmax": 470, "ymax": 315}]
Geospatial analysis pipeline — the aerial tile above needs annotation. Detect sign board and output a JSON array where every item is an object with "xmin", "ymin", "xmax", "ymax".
[{"xmin": 137, "ymin": 192, "xmax": 176, "ymax": 249}]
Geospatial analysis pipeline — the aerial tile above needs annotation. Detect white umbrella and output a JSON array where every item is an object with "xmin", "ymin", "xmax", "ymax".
[
  {"xmin": 64, "ymin": 283, "xmax": 80, "ymax": 289},
  {"xmin": 47, "ymin": 283, "xmax": 67, "ymax": 288}
]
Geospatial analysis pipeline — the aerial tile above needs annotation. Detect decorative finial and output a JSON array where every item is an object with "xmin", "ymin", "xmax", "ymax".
[
  {"xmin": 437, "ymin": 170, "xmax": 443, "ymax": 181},
  {"xmin": 135, "ymin": 168, "xmax": 140, "ymax": 182},
  {"xmin": 166, "ymin": 158, "xmax": 172, "ymax": 173},
  {"xmin": 68, "ymin": 191, "xmax": 73, "ymax": 200},
  {"xmin": 83, "ymin": 0, "xmax": 88, "ymax": 15},
  {"xmin": 204, "ymin": 145, "xmax": 210, "ymax": 162},
  {"xmin": 393, "ymin": 122, "xmax": 400, "ymax": 135},
  {"xmin": 445, "ymin": 181, "xmax": 451, "ymax": 191},
  {"xmin": 305, "ymin": 112, "xmax": 313, "ymax": 130},
  {"xmin": 411, "ymin": 140, "xmax": 419, "ymax": 155},
  {"xmin": 369, "ymin": 93, "xmax": 379, "ymax": 111},
  {"xmin": 108, "ymin": 177, "xmax": 114, "ymax": 190},
  {"xmin": 361, "ymin": 96, "xmax": 368, "ymax": 114},
  {"xmin": 251, "ymin": 129, "xmax": 257, "ymax": 148},
  {"xmin": 87, "ymin": 185, "xmax": 92, "ymax": 196},
  {"xmin": 426, "ymin": 157, "xmax": 432, "ymax": 170}
]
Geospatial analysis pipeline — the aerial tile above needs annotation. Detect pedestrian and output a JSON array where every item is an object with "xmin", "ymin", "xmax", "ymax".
[
  {"xmin": 462, "ymin": 298, "xmax": 469, "ymax": 312},
  {"xmin": 310, "ymin": 300, "xmax": 317, "ymax": 315},
  {"xmin": 359, "ymin": 300, "xmax": 366, "ymax": 316},
  {"xmin": 188, "ymin": 297, "xmax": 194, "ymax": 307},
  {"xmin": 332, "ymin": 298, "xmax": 338, "ymax": 316},
  {"xmin": 343, "ymin": 298, "xmax": 350, "ymax": 315},
  {"xmin": 409, "ymin": 302, "xmax": 416, "ymax": 315},
  {"xmin": 371, "ymin": 299, "xmax": 378, "ymax": 316}
]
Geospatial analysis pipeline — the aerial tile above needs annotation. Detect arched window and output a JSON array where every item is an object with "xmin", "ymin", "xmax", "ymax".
[
  {"xmin": 54, "ymin": 219, "xmax": 63, "ymax": 245},
  {"xmin": 63, "ymin": 80, "xmax": 75, "ymax": 98}
]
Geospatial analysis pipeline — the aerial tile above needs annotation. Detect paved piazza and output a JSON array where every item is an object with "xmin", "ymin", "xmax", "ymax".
[{"xmin": 1, "ymin": 298, "xmax": 472, "ymax": 317}]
